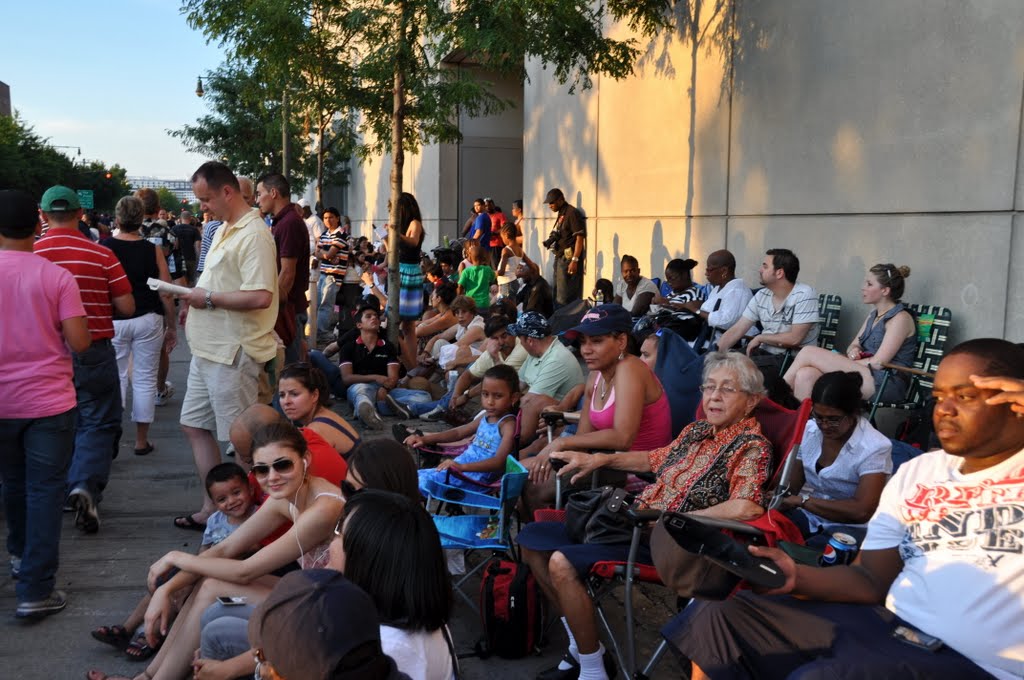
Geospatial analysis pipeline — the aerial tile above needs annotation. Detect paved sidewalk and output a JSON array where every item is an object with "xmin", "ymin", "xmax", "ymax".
[{"xmin": 0, "ymin": 342, "xmax": 683, "ymax": 679}]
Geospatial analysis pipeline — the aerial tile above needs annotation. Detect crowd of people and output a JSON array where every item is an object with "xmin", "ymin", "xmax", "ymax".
[{"xmin": 1, "ymin": 161, "xmax": 1022, "ymax": 680}]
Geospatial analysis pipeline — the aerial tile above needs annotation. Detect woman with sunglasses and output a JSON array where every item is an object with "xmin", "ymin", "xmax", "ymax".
[
  {"xmin": 783, "ymin": 264, "xmax": 916, "ymax": 401},
  {"xmin": 187, "ymin": 439, "xmax": 423, "ymax": 680},
  {"xmin": 779, "ymin": 371, "xmax": 892, "ymax": 547},
  {"xmin": 277, "ymin": 363, "xmax": 361, "ymax": 459},
  {"xmin": 87, "ymin": 421, "xmax": 343, "ymax": 680}
]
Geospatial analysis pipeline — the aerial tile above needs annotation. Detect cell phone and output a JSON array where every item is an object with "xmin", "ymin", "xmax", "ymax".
[
  {"xmin": 892, "ymin": 625, "xmax": 943, "ymax": 652},
  {"xmin": 216, "ymin": 596, "xmax": 248, "ymax": 606}
]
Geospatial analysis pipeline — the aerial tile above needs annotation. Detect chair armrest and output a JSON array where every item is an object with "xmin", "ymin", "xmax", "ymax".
[
  {"xmin": 677, "ymin": 512, "xmax": 765, "ymax": 537},
  {"xmin": 625, "ymin": 507, "xmax": 662, "ymax": 525},
  {"xmin": 564, "ymin": 412, "xmax": 581, "ymax": 424},
  {"xmin": 879, "ymin": 362, "xmax": 934, "ymax": 378},
  {"xmin": 443, "ymin": 467, "xmax": 497, "ymax": 490}
]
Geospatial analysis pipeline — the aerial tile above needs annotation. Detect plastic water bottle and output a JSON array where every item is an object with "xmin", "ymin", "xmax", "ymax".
[
  {"xmin": 447, "ymin": 370, "xmax": 458, "ymax": 392},
  {"xmin": 443, "ymin": 235, "xmax": 450, "ymax": 247},
  {"xmin": 595, "ymin": 290, "xmax": 604, "ymax": 305}
]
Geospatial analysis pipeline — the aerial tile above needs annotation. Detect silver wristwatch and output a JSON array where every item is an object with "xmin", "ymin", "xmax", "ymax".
[{"xmin": 204, "ymin": 290, "xmax": 215, "ymax": 310}]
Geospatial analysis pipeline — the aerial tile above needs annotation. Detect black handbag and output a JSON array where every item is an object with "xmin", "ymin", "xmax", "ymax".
[{"xmin": 564, "ymin": 486, "xmax": 635, "ymax": 545}]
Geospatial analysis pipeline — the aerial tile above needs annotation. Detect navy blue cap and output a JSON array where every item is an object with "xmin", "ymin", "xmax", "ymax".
[{"xmin": 563, "ymin": 304, "xmax": 633, "ymax": 340}]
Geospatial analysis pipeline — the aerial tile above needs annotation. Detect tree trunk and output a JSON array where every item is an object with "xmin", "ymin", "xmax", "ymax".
[
  {"xmin": 316, "ymin": 118, "xmax": 326, "ymax": 209},
  {"xmin": 386, "ymin": 0, "xmax": 407, "ymax": 344},
  {"xmin": 282, "ymin": 88, "xmax": 291, "ymax": 178}
]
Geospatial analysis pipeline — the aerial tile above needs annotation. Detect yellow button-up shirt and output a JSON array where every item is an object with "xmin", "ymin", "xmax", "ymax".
[{"xmin": 187, "ymin": 209, "xmax": 279, "ymax": 365}]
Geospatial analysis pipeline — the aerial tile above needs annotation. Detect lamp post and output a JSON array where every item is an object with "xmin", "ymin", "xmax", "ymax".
[{"xmin": 195, "ymin": 76, "xmax": 204, "ymax": 97}]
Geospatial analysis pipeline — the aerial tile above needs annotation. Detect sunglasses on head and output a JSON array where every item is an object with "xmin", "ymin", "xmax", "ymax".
[
  {"xmin": 340, "ymin": 479, "xmax": 363, "ymax": 500},
  {"xmin": 250, "ymin": 458, "xmax": 296, "ymax": 478}
]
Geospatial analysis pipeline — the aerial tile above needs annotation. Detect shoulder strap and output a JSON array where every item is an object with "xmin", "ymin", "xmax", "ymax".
[{"xmin": 441, "ymin": 624, "xmax": 460, "ymax": 679}]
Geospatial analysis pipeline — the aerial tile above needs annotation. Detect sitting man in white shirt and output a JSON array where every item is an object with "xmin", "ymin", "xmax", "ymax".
[
  {"xmin": 678, "ymin": 249, "xmax": 754, "ymax": 348},
  {"xmin": 613, "ymin": 254, "xmax": 660, "ymax": 318},
  {"xmin": 669, "ymin": 338, "xmax": 1024, "ymax": 680},
  {"xmin": 717, "ymin": 248, "xmax": 818, "ymax": 378}
]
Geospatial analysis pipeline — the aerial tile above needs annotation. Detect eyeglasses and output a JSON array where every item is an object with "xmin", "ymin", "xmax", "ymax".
[
  {"xmin": 250, "ymin": 458, "xmax": 296, "ymax": 478},
  {"xmin": 811, "ymin": 411, "xmax": 848, "ymax": 428},
  {"xmin": 698, "ymin": 384, "xmax": 745, "ymax": 397},
  {"xmin": 340, "ymin": 479, "xmax": 363, "ymax": 500}
]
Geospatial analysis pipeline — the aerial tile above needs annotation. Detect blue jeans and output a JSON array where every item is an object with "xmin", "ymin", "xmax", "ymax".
[
  {"xmin": 316, "ymin": 272, "xmax": 340, "ymax": 341},
  {"xmin": 309, "ymin": 350, "xmax": 345, "ymax": 399},
  {"xmin": 347, "ymin": 382, "xmax": 386, "ymax": 416},
  {"xmin": 200, "ymin": 602, "xmax": 254, "ymax": 661},
  {"xmin": 0, "ymin": 408, "xmax": 77, "ymax": 602},
  {"xmin": 389, "ymin": 387, "xmax": 452, "ymax": 416},
  {"xmin": 69, "ymin": 340, "xmax": 123, "ymax": 501}
]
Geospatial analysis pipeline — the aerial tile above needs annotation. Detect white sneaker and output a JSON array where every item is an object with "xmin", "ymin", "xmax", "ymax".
[
  {"xmin": 357, "ymin": 402, "xmax": 384, "ymax": 430},
  {"xmin": 155, "ymin": 380, "xmax": 175, "ymax": 406},
  {"xmin": 68, "ymin": 487, "xmax": 100, "ymax": 534},
  {"xmin": 419, "ymin": 405, "xmax": 446, "ymax": 422}
]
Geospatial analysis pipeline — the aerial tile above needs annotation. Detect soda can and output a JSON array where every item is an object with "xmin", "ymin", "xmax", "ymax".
[{"xmin": 819, "ymin": 532, "xmax": 858, "ymax": 567}]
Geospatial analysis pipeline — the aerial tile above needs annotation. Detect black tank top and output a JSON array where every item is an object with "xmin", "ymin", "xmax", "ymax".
[
  {"xmin": 103, "ymin": 237, "xmax": 163, "ymax": 318},
  {"xmin": 398, "ymin": 222, "xmax": 424, "ymax": 265}
]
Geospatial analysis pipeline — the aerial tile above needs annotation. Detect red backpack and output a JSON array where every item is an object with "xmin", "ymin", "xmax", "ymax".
[{"xmin": 476, "ymin": 559, "xmax": 544, "ymax": 659}]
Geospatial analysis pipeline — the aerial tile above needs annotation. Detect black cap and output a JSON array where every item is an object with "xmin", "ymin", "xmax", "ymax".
[{"xmin": 544, "ymin": 188, "xmax": 564, "ymax": 204}]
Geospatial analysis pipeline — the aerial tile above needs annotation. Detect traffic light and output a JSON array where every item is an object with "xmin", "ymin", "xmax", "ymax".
[{"xmin": 105, "ymin": 172, "xmax": 112, "ymax": 179}]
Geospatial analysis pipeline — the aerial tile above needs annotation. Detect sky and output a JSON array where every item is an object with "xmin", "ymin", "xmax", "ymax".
[{"xmin": 2, "ymin": 1, "xmax": 228, "ymax": 179}]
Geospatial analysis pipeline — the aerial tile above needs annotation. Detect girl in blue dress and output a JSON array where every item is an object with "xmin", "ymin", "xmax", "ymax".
[{"xmin": 407, "ymin": 365, "xmax": 520, "ymax": 492}]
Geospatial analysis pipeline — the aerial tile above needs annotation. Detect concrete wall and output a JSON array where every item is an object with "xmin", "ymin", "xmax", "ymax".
[
  {"xmin": 521, "ymin": 0, "xmax": 1024, "ymax": 346},
  {"xmin": 345, "ymin": 67, "xmax": 524, "ymax": 250}
]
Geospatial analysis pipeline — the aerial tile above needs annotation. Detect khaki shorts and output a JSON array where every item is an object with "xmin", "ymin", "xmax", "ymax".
[{"xmin": 180, "ymin": 350, "xmax": 261, "ymax": 440}]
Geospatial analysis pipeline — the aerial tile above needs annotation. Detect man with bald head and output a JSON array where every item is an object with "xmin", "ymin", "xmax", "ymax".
[
  {"xmin": 228, "ymin": 404, "xmax": 345, "ymax": 488},
  {"xmin": 682, "ymin": 249, "xmax": 754, "ymax": 347}
]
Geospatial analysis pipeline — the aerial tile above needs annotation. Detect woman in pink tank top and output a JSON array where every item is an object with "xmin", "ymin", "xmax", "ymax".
[{"xmin": 524, "ymin": 304, "xmax": 673, "ymax": 512}]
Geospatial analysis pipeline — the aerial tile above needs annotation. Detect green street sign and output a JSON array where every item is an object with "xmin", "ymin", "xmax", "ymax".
[{"xmin": 77, "ymin": 189, "xmax": 94, "ymax": 210}]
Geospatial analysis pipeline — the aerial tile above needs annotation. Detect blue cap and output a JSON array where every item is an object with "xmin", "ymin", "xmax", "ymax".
[{"xmin": 563, "ymin": 304, "xmax": 634, "ymax": 340}]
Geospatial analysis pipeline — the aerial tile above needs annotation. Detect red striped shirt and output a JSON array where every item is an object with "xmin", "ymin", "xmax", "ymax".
[{"xmin": 34, "ymin": 228, "xmax": 132, "ymax": 340}]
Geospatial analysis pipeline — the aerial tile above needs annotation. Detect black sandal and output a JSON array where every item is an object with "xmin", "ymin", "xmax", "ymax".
[
  {"xmin": 124, "ymin": 632, "xmax": 159, "ymax": 661},
  {"xmin": 91, "ymin": 624, "xmax": 132, "ymax": 650}
]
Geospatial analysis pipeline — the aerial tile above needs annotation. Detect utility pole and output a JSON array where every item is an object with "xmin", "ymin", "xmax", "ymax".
[{"xmin": 281, "ymin": 89, "xmax": 291, "ymax": 177}]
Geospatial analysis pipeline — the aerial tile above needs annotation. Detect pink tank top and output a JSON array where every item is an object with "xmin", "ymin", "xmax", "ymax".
[{"xmin": 589, "ymin": 370, "xmax": 673, "ymax": 451}]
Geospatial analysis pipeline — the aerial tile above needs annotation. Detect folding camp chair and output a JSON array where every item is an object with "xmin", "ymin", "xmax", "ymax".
[
  {"xmin": 430, "ymin": 456, "xmax": 529, "ymax": 610},
  {"xmin": 546, "ymin": 398, "xmax": 812, "ymax": 679},
  {"xmin": 867, "ymin": 304, "xmax": 951, "ymax": 423},
  {"xmin": 777, "ymin": 293, "xmax": 842, "ymax": 374}
]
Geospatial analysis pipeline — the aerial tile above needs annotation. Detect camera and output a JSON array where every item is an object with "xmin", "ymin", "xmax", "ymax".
[{"xmin": 543, "ymin": 229, "xmax": 560, "ymax": 252}]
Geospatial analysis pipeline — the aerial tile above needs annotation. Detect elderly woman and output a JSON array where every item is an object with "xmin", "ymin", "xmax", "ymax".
[
  {"xmin": 519, "ymin": 352, "xmax": 772, "ymax": 680},
  {"xmin": 103, "ymin": 196, "xmax": 177, "ymax": 455},
  {"xmin": 523, "ymin": 304, "xmax": 672, "ymax": 515}
]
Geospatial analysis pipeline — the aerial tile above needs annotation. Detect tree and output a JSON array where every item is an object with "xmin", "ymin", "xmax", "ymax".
[
  {"xmin": 156, "ymin": 187, "xmax": 182, "ymax": 213},
  {"xmin": 0, "ymin": 113, "xmax": 131, "ymax": 210},
  {"xmin": 170, "ymin": 60, "xmax": 313, "ymax": 188}
]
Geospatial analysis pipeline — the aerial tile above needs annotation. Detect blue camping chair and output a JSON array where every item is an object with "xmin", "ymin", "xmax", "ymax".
[
  {"xmin": 653, "ymin": 327, "xmax": 704, "ymax": 437},
  {"xmin": 428, "ymin": 457, "xmax": 528, "ymax": 610}
]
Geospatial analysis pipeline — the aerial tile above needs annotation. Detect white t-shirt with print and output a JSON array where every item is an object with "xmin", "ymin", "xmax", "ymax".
[
  {"xmin": 380, "ymin": 625, "xmax": 455, "ymax": 680},
  {"xmin": 862, "ymin": 449, "xmax": 1024, "ymax": 680}
]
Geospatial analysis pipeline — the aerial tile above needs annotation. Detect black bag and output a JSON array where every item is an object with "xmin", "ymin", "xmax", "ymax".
[
  {"xmin": 564, "ymin": 486, "xmax": 635, "ymax": 545},
  {"xmin": 477, "ymin": 559, "xmax": 544, "ymax": 659}
]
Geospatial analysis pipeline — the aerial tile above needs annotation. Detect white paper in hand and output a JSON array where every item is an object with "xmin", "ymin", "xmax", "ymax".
[{"xmin": 147, "ymin": 278, "xmax": 192, "ymax": 296}]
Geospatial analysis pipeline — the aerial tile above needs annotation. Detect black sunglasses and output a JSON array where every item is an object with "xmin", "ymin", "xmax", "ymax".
[
  {"xmin": 250, "ymin": 458, "xmax": 296, "ymax": 478},
  {"xmin": 340, "ymin": 479, "xmax": 363, "ymax": 500}
]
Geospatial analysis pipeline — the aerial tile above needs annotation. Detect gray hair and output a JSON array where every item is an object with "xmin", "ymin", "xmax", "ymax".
[
  {"xmin": 115, "ymin": 195, "xmax": 145, "ymax": 232},
  {"xmin": 702, "ymin": 351, "xmax": 766, "ymax": 396}
]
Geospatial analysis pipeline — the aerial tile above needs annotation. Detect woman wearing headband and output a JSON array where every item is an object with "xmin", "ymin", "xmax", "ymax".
[{"xmin": 783, "ymin": 264, "xmax": 916, "ymax": 401}]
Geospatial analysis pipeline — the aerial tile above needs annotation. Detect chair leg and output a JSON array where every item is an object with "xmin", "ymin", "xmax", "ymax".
[{"xmin": 636, "ymin": 639, "xmax": 670, "ymax": 680}]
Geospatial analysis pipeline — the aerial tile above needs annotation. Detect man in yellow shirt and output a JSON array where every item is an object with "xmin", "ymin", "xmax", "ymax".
[{"xmin": 175, "ymin": 161, "xmax": 278, "ymax": 531}]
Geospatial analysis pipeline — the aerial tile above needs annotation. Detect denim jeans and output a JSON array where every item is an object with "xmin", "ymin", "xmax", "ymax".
[
  {"xmin": 0, "ymin": 408, "xmax": 77, "ymax": 602},
  {"xmin": 309, "ymin": 350, "xmax": 346, "ymax": 399},
  {"xmin": 347, "ymin": 382, "xmax": 384, "ymax": 416},
  {"xmin": 553, "ymin": 255, "xmax": 584, "ymax": 307},
  {"xmin": 316, "ymin": 272, "xmax": 340, "ymax": 341},
  {"xmin": 70, "ymin": 340, "xmax": 123, "ymax": 501},
  {"xmin": 199, "ymin": 602, "xmax": 254, "ymax": 661},
  {"xmin": 389, "ymin": 387, "xmax": 452, "ymax": 416}
]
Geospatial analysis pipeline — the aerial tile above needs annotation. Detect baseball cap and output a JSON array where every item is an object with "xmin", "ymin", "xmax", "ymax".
[
  {"xmin": 563, "ymin": 304, "xmax": 633, "ymax": 341},
  {"xmin": 507, "ymin": 311, "xmax": 551, "ymax": 339},
  {"xmin": 544, "ymin": 188, "xmax": 564, "ymax": 204},
  {"xmin": 39, "ymin": 185, "xmax": 81, "ymax": 212},
  {"xmin": 297, "ymin": 198, "xmax": 311, "ymax": 208},
  {"xmin": 249, "ymin": 569, "xmax": 405, "ymax": 680}
]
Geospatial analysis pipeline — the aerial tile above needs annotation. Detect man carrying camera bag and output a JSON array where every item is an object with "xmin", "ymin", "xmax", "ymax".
[{"xmin": 543, "ymin": 188, "xmax": 586, "ymax": 307}]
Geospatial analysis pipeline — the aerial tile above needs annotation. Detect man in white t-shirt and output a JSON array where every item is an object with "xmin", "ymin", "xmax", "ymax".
[
  {"xmin": 671, "ymin": 338, "xmax": 1024, "ymax": 680},
  {"xmin": 613, "ymin": 254, "xmax": 660, "ymax": 318},
  {"xmin": 683, "ymin": 249, "xmax": 755, "ymax": 346}
]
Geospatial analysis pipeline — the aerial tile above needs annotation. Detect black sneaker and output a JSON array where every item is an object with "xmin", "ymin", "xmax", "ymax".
[
  {"xmin": 536, "ymin": 654, "xmax": 579, "ymax": 680},
  {"xmin": 68, "ymin": 487, "xmax": 100, "ymax": 534},
  {"xmin": 385, "ymin": 394, "xmax": 413, "ymax": 420},
  {"xmin": 16, "ymin": 590, "xmax": 67, "ymax": 619},
  {"xmin": 419, "ymin": 405, "xmax": 446, "ymax": 422}
]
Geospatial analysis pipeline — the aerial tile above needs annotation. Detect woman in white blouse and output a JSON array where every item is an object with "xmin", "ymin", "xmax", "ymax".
[{"xmin": 781, "ymin": 371, "xmax": 893, "ymax": 546}]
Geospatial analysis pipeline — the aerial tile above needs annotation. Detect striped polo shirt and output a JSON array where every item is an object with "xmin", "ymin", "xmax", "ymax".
[
  {"xmin": 34, "ymin": 227, "xmax": 132, "ymax": 341},
  {"xmin": 317, "ymin": 229, "xmax": 350, "ymax": 278}
]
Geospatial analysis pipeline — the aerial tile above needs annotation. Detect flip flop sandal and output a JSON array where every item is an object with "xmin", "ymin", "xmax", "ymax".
[
  {"xmin": 124, "ymin": 633, "xmax": 160, "ymax": 661},
  {"xmin": 133, "ymin": 443, "xmax": 155, "ymax": 456},
  {"xmin": 90, "ymin": 624, "xmax": 131, "ymax": 650},
  {"xmin": 172, "ymin": 515, "xmax": 207, "ymax": 531}
]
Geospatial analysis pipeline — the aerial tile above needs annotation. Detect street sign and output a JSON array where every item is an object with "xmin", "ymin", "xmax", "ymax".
[{"xmin": 77, "ymin": 190, "xmax": 94, "ymax": 210}]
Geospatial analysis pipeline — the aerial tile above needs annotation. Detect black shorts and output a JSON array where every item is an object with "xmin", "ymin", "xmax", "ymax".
[
  {"xmin": 667, "ymin": 591, "xmax": 996, "ymax": 680},
  {"xmin": 516, "ymin": 521, "xmax": 652, "ymax": 579}
]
